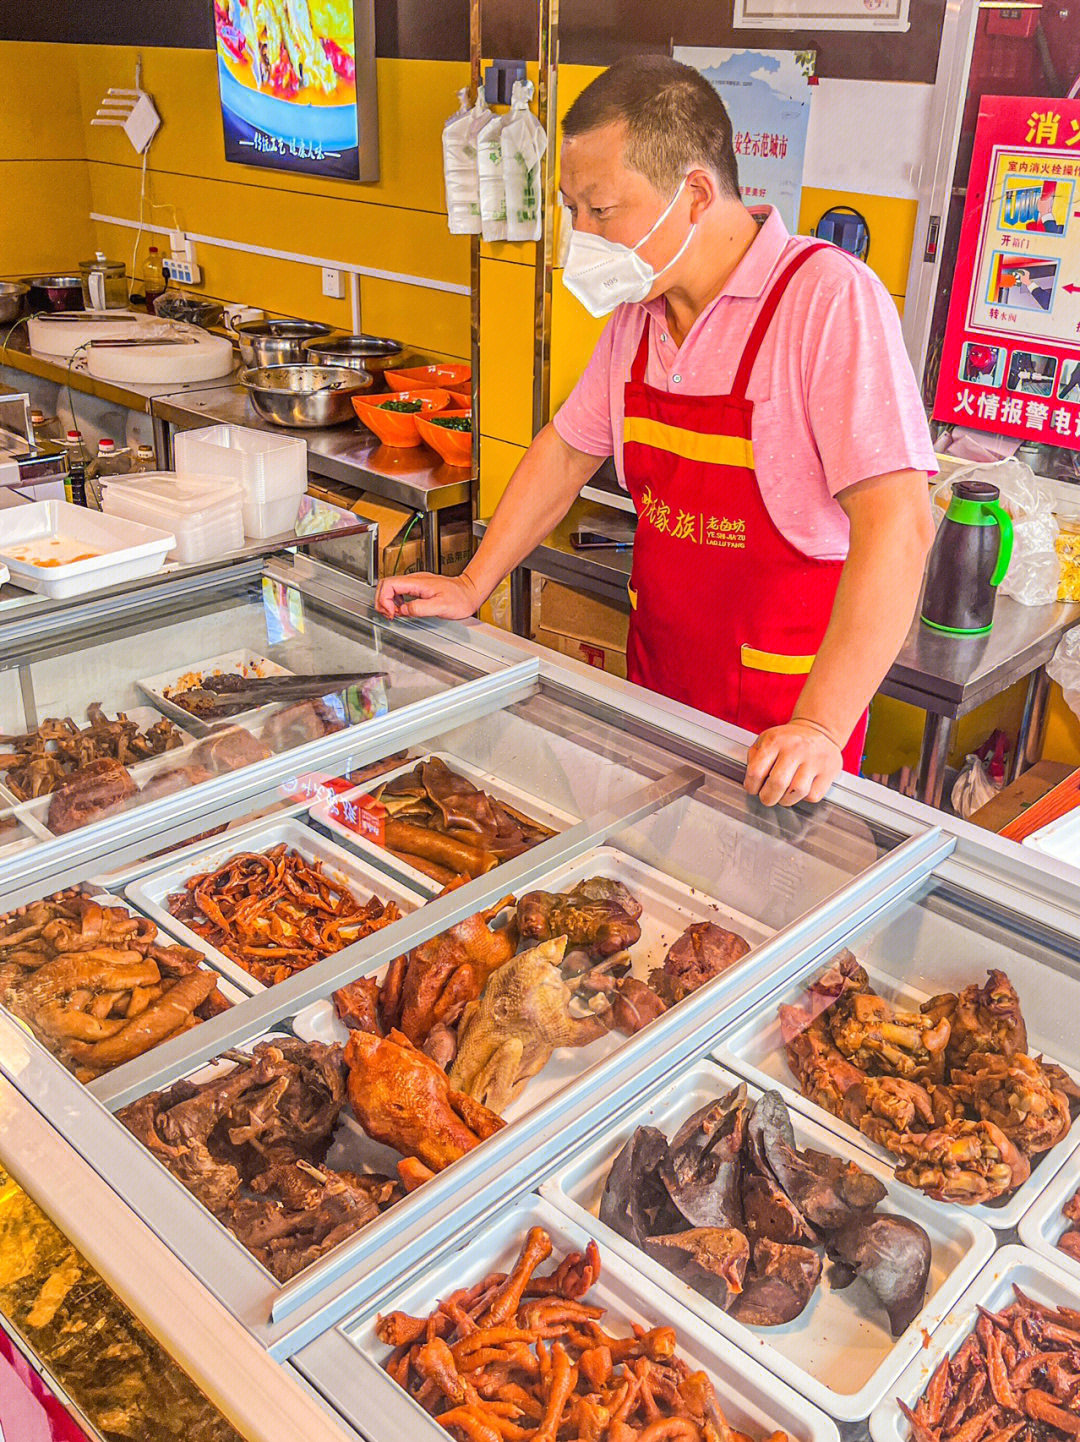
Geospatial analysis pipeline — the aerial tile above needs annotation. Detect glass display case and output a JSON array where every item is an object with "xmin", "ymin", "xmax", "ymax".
[{"xmin": 0, "ymin": 551, "xmax": 1076, "ymax": 1442}]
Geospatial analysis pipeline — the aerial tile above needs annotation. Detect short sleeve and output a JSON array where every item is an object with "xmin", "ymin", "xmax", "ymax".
[
  {"xmin": 552, "ymin": 317, "xmax": 618, "ymax": 458},
  {"xmin": 800, "ymin": 259, "xmax": 938, "ymax": 496}
]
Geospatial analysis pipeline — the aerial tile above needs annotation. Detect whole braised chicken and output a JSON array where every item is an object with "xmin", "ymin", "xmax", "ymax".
[
  {"xmin": 516, "ymin": 879, "xmax": 643, "ymax": 959},
  {"xmin": 345, "ymin": 1028, "xmax": 504, "ymax": 1179},
  {"xmin": 449, "ymin": 938, "xmax": 609, "ymax": 1113}
]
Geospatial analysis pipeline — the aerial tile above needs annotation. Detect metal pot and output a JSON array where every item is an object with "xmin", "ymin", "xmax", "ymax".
[
  {"xmin": 302, "ymin": 333, "xmax": 403, "ymax": 375},
  {"xmin": 23, "ymin": 276, "xmax": 85, "ymax": 313},
  {"xmin": 240, "ymin": 364, "xmax": 373, "ymax": 428},
  {"xmin": 0, "ymin": 282, "xmax": 28, "ymax": 324},
  {"xmin": 234, "ymin": 319, "xmax": 336, "ymax": 368}
]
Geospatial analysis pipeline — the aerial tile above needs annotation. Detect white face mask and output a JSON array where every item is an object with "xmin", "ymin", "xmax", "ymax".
[{"xmin": 562, "ymin": 178, "xmax": 695, "ymax": 317}]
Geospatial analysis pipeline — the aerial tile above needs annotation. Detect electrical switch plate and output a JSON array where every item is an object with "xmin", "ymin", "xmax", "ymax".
[
  {"xmin": 162, "ymin": 257, "xmax": 202, "ymax": 285},
  {"xmin": 321, "ymin": 267, "xmax": 346, "ymax": 299}
]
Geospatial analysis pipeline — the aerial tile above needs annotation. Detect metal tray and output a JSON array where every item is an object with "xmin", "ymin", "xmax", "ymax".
[
  {"xmin": 292, "ymin": 843, "xmax": 772, "ymax": 1126},
  {"xmin": 307, "ymin": 751, "xmax": 580, "ymax": 896},
  {"xmin": 126, "ymin": 815, "xmax": 427, "ymax": 996},
  {"xmin": 313, "ymin": 1192, "xmax": 841, "ymax": 1442},
  {"xmin": 541, "ymin": 1055, "xmax": 995, "ymax": 1420},
  {"xmin": 713, "ymin": 959, "xmax": 1080, "ymax": 1230},
  {"xmin": 869, "ymin": 1245, "xmax": 1080, "ymax": 1442},
  {"xmin": 136, "ymin": 648, "xmax": 294, "ymax": 737},
  {"xmin": 1017, "ymin": 1125, "xmax": 1080, "ymax": 1280}
]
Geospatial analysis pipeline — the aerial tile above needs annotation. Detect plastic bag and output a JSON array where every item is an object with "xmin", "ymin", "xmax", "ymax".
[
  {"xmin": 1049, "ymin": 624, "xmax": 1080, "ymax": 723},
  {"xmin": 476, "ymin": 102, "xmax": 513, "ymax": 243},
  {"xmin": 442, "ymin": 88, "xmax": 491, "ymax": 235},
  {"xmin": 932, "ymin": 457, "xmax": 1060, "ymax": 606},
  {"xmin": 949, "ymin": 730, "xmax": 1008, "ymax": 819},
  {"xmin": 501, "ymin": 81, "xmax": 547, "ymax": 242}
]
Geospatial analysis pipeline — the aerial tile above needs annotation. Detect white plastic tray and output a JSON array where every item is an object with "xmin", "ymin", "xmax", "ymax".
[
  {"xmin": 1017, "ymin": 1126, "xmax": 1080, "ymax": 1281},
  {"xmin": 293, "ymin": 843, "xmax": 770, "ymax": 1126},
  {"xmin": 1022, "ymin": 804, "xmax": 1080, "ymax": 865},
  {"xmin": 713, "ymin": 959, "xmax": 1080, "ymax": 1230},
  {"xmin": 126, "ymin": 816, "xmax": 426, "ymax": 996},
  {"xmin": 0, "ymin": 500, "xmax": 174, "ymax": 598},
  {"xmin": 308, "ymin": 751, "xmax": 580, "ymax": 895},
  {"xmin": 136, "ymin": 648, "xmax": 293, "ymax": 737},
  {"xmin": 102, "ymin": 472, "xmax": 245, "ymax": 563},
  {"xmin": 337, "ymin": 1192, "xmax": 840, "ymax": 1442},
  {"xmin": 542, "ymin": 1056, "xmax": 994, "ymax": 1420},
  {"xmin": 869, "ymin": 1245, "xmax": 1080, "ymax": 1442}
]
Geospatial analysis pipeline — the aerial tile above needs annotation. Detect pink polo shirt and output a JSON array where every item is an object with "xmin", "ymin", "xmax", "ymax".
[{"xmin": 554, "ymin": 207, "xmax": 937, "ymax": 561}]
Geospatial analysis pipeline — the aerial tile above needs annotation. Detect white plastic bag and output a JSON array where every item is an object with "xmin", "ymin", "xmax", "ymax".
[
  {"xmin": 949, "ymin": 729, "xmax": 1008, "ymax": 819},
  {"xmin": 933, "ymin": 457, "xmax": 1060, "ymax": 606},
  {"xmin": 442, "ymin": 88, "xmax": 491, "ymax": 235},
  {"xmin": 501, "ymin": 81, "xmax": 547, "ymax": 242},
  {"xmin": 1049, "ymin": 624, "xmax": 1080, "ymax": 723},
  {"xmin": 476, "ymin": 103, "xmax": 513, "ymax": 243}
]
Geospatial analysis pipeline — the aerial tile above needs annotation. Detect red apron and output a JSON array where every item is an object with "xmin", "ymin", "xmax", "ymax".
[{"xmin": 623, "ymin": 243, "xmax": 868, "ymax": 774}]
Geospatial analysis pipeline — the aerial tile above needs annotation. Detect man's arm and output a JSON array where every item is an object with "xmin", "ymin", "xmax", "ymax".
[
  {"xmin": 375, "ymin": 424, "xmax": 606, "ymax": 619},
  {"xmin": 745, "ymin": 468, "xmax": 934, "ymax": 807}
]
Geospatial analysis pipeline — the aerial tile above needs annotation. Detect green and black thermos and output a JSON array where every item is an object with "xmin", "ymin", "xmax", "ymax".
[{"xmin": 921, "ymin": 478, "xmax": 1014, "ymax": 636}]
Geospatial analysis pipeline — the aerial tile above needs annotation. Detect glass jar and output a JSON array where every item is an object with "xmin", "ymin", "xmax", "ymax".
[{"xmin": 1057, "ymin": 505, "xmax": 1080, "ymax": 602}]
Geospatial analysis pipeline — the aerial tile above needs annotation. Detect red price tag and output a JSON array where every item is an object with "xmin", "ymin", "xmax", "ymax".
[{"xmin": 356, "ymin": 794, "xmax": 388, "ymax": 846}]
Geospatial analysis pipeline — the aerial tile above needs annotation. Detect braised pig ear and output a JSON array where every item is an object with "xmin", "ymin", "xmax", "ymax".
[
  {"xmin": 660, "ymin": 1086, "xmax": 747, "ymax": 1230},
  {"xmin": 729, "ymin": 1238, "xmax": 822, "ymax": 1326},
  {"xmin": 644, "ymin": 1228, "xmax": 750, "ymax": 1311},
  {"xmin": 825, "ymin": 1212, "xmax": 932, "ymax": 1337},
  {"xmin": 599, "ymin": 1125, "xmax": 672, "ymax": 1246}
]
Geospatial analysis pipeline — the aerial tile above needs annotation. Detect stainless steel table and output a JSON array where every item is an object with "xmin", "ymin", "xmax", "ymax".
[
  {"xmin": 878, "ymin": 592, "xmax": 1080, "ymax": 807},
  {"xmin": 481, "ymin": 503, "xmax": 1080, "ymax": 809}
]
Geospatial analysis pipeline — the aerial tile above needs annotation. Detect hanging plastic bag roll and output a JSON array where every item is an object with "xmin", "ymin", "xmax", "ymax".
[
  {"xmin": 477, "ymin": 96, "xmax": 516, "ymax": 243},
  {"xmin": 501, "ymin": 80, "xmax": 547, "ymax": 242},
  {"xmin": 442, "ymin": 88, "xmax": 492, "ymax": 235}
]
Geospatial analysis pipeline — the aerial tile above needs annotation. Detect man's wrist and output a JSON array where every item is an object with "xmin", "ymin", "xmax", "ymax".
[
  {"xmin": 789, "ymin": 714, "xmax": 845, "ymax": 751},
  {"xmin": 460, "ymin": 566, "xmax": 493, "ymax": 608}
]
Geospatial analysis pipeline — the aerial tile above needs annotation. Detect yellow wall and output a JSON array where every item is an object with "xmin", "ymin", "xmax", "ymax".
[{"xmin": 0, "ymin": 43, "xmax": 94, "ymax": 275}]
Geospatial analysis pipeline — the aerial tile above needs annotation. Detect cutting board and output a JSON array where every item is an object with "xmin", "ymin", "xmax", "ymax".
[{"xmin": 28, "ymin": 311, "xmax": 235, "ymax": 384}]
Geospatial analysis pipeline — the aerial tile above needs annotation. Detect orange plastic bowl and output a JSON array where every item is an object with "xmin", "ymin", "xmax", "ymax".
[
  {"xmin": 416, "ymin": 410, "xmax": 473, "ymax": 468},
  {"xmin": 352, "ymin": 388, "xmax": 451, "ymax": 447},
  {"xmin": 386, "ymin": 363, "xmax": 471, "ymax": 398}
]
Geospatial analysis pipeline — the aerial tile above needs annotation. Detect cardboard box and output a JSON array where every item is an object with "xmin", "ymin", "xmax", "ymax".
[
  {"xmin": 351, "ymin": 493, "xmax": 472, "ymax": 578},
  {"xmin": 532, "ymin": 577, "xmax": 629, "ymax": 678}
]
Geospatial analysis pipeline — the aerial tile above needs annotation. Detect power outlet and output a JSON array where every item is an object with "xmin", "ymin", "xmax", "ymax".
[
  {"xmin": 163, "ymin": 257, "xmax": 203, "ymax": 285},
  {"xmin": 321, "ymin": 266, "xmax": 346, "ymax": 299}
]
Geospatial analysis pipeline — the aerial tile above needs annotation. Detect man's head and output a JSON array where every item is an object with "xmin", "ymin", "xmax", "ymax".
[{"xmin": 559, "ymin": 57, "xmax": 744, "ymax": 306}]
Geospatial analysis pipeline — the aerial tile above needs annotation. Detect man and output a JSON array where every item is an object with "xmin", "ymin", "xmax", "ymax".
[{"xmin": 377, "ymin": 56, "xmax": 936, "ymax": 807}]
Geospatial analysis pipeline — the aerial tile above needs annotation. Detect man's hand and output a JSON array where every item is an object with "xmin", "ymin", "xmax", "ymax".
[
  {"xmin": 744, "ymin": 721, "xmax": 843, "ymax": 808},
  {"xmin": 375, "ymin": 572, "xmax": 482, "ymax": 621}
]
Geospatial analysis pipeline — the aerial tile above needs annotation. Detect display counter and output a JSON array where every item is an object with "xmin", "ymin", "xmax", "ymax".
[{"xmin": 0, "ymin": 552, "xmax": 1078, "ymax": 1442}]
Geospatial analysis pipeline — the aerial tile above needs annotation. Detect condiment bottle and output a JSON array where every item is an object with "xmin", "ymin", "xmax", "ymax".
[
  {"xmin": 132, "ymin": 444, "xmax": 157, "ymax": 473},
  {"xmin": 29, "ymin": 409, "xmax": 53, "ymax": 450},
  {"xmin": 142, "ymin": 246, "xmax": 166, "ymax": 314},
  {"xmin": 921, "ymin": 478, "xmax": 1014, "ymax": 635},
  {"xmin": 62, "ymin": 429, "xmax": 89, "ymax": 506},
  {"xmin": 86, "ymin": 438, "xmax": 133, "ymax": 509}
]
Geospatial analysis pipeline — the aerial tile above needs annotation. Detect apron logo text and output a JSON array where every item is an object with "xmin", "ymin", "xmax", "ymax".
[{"xmin": 639, "ymin": 488, "xmax": 747, "ymax": 548}]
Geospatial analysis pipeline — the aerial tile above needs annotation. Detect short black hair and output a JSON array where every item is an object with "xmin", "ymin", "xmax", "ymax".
[{"xmin": 563, "ymin": 56, "xmax": 741, "ymax": 200}]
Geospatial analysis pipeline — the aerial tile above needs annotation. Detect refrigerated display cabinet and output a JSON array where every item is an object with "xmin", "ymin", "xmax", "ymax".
[{"xmin": 0, "ymin": 551, "xmax": 1077, "ymax": 1442}]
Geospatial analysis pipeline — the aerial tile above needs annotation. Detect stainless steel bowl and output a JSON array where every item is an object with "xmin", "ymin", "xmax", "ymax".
[
  {"xmin": 23, "ymin": 275, "xmax": 85, "ymax": 313},
  {"xmin": 234, "ymin": 319, "xmax": 336, "ymax": 367},
  {"xmin": 240, "ymin": 364, "xmax": 373, "ymax": 428},
  {"xmin": 302, "ymin": 333, "xmax": 403, "ymax": 375},
  {"xmin": 0, "ymin": 282, "xmax": 28, "ymax": 323}
]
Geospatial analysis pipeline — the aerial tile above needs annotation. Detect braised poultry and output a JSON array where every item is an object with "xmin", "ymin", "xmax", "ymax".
[{"xmin": 517, "ymin": 878, "xmax": 643, "ymax": 959}]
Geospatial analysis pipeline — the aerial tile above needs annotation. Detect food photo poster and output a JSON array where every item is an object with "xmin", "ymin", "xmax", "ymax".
[{"xmin": 214, "ymin": 0, "xmax": 379, "ymax": 180}]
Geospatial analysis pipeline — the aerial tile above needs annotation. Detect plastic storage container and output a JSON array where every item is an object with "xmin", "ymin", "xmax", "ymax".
[
  {"xmin": 101, "ymin": 472, "xmax": 244, "ymax": 564},
  {"xmin": 173, "ymin": 423, "xmax": 308, "ymax": 539},
  {"xmin": 1056, "ymin": 502, "xmax": 1080, "ymax": 601},
  {"xmin": 0, "ymin": 499, "xmax": 173, "ymax": 598}
]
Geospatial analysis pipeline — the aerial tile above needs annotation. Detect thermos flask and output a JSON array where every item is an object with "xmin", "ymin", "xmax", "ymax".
[{"xmin": 921, "ymin": 479, "xmax": 1014, "ymax": 635}]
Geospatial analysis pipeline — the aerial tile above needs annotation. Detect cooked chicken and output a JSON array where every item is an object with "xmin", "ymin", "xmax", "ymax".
[{"xmin": 517, "ymin": 878, "xmax": 643, "ymax": 959}]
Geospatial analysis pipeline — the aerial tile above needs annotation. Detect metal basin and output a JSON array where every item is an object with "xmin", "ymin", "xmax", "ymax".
[
  {"xmin": 22, "ymin": 276, "xmax": 84, "ymax": 313},
  {"xmin": 234, "ymin": 319, "xmax": 336, "ymax": 367},
  {"xmin": 302, "ymin": 333, "xmax": 402, "ymax": 375},
  {"xmin": 240, "ymin": 364, "xmax": 373, "ymax": 428},
  {"xmin": 0, "ymin": 282, "xmax": 28, "ymax": 324}
]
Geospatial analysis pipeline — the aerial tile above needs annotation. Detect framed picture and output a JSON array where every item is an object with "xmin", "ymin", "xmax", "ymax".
[
  {"xmin": 733, "ymin": 0, "xmax": 910, "ymax": 31},
  {"xmin": 214, "ymin": 0, "xmax": 379, "ymax": 180}
]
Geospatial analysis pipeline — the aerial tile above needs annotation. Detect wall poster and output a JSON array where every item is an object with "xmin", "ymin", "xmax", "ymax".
[
  {"xmin": 733, "ymin": 0, "xmax": 909, "ymax": 31},
  {"xmin": 674, "ymin": 47, "xmax": 815, "ymax": 234},
  {"xmin": 213, "ymin": 0, "xmax": 378, "ymax": 180},
  {"xmin": 934, "ymin": 96, "xmax": 1080, "ymax": 447}
]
